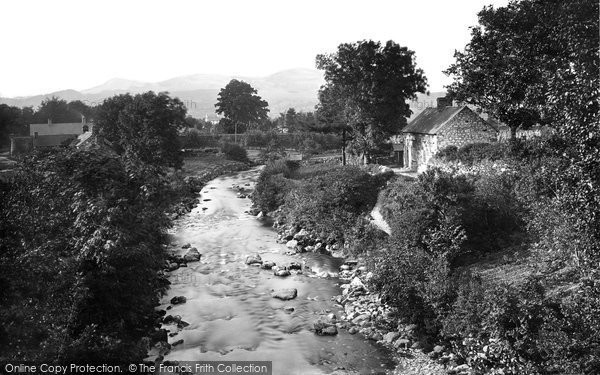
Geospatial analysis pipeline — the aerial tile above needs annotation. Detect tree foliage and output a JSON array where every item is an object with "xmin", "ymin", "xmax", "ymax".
[
  {"xmin": 93, "ymin": 91, "xmax": 187, "ymax": 169},
  {"xmin": 0, "ymin": 148, "xmax": 172, "ymax": 361},
  {"xmin": 445, "ymin": 0, "xmax": 599, "ymax": 138},
  {"xmin": 316, "ymin": 40, "xmax": 427, "ymax": 163},
  {"xmin": 0, "ymin": 104, "xmax": 32, "ymax": 146},
  {"xmin": 33, "ymin": 97, "xmax": 94, "ymax": 124},
  {"xmin": 215, "ymin": 80, "xmax": 269, "ymax": 133}
]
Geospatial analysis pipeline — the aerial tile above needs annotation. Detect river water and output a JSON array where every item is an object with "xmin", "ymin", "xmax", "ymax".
[{"xmin": 158, "ymin": 167, "xmax": 395, "ymax": 375}]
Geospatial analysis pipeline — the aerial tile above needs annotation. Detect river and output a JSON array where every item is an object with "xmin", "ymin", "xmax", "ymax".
[{"xmin": 156, "ymin": 167, "xmax": 395, "ymax": 375}]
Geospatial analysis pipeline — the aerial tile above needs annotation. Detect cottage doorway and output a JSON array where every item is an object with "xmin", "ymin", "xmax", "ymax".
[{"xmin": 394, "ymin": 151, "xmax": 404, "ymax": 167}]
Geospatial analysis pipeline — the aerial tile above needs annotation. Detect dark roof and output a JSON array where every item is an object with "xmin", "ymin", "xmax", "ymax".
[{"xmin": 403, "ymin": 106, "xmax": 466, "ymax": 135}]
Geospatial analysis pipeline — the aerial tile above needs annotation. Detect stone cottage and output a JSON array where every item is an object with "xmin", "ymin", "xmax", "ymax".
[{"xmin": 402, "ymin": 97, "xmax": 498, "ymax": 172}]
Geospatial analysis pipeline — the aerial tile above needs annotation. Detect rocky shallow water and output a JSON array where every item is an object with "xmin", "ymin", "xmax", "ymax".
[{"xmin": 149, "ymin": 167, "xmax": 396, "ymax": 374}]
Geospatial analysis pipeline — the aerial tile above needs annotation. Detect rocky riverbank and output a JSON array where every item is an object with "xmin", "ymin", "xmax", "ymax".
[
  {"xmin": 168, "ymin": 158, "xmax": 251, "ymax": 220},
  {"xmin": 263, "ymin": 214, "xmax": 460, "ymax": 374}
]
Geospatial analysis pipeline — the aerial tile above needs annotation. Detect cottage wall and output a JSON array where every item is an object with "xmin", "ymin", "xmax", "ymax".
[
  {"xmin": 437, "ymin": 109, "xmax": 497, "ymax": 149},
  {"xmin": 405, "ymin": 133, "xmax": 438, "ymax": 172},
  {"xmin": 30, "ymin": 122, "xmax": 84, "ymax": 136}
]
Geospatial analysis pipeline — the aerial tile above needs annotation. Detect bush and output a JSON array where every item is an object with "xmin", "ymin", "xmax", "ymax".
[
  {"xmin": 281, "ymin": 166, "xmax": 388, "ymax": 245},
  {"xmin": 220, "ymin": 142, "xmax": 249, "ymax": 162},
  {"xmin": 251, "ymin": 159, "xmax": 300, "ymax": 212},
  {"xmin": 0, "ymin": 149, "xmax": 171, "ymax": 361}
]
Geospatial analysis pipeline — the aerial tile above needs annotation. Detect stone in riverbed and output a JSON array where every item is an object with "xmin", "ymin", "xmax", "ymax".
[
  {"xmin": 271, "ymin": 288, "xmax": 297, "ymax": 300},
  {"xmin": 261, "ymin": 261, "xmax": 276, "ymax": 269},
  {"xmin": 183, "ymin": 247, "xmax": 201, "ymax": 262},
  {"xmin": 293, "ymin": 229, "xmax": 309, "ymax": 241},
  {"xmin": 383, "ymin": 331, "xmax": 400, "ymax": 344},
  {"xmin": 272, "ymin": 266, "xmax": 291, "ymax": 277},
  {"xmin": 283, "ymin": 306, "xmax": 295, "ymax": 313},
  {"xmin": 170, "ymin": 296, "xmax": 187, "ymax": 305},
  {"xmin": 245, "ymin": 254, "xmax": 263, "ymax": 265},
  {"xmin": 285, "ymin": 240, "xmax": 298, "ymax": 249},
  {"xmin": 181, "ymin": 243, "xmax": 191, "ymax": 249},
  {"xmin": 172, "ymin": 339, "xmax": 184, "ymax": 347},
  {"xmin": 286, "ymin": 262, "xmax": 302, "ymax": 270},
  {"xmin": 313, "ymin": 319, "xmax": 338, "ymax": 336},
  {"xmin": 167, "ymin": 262, "xmax": 179, "ymax": 271}
]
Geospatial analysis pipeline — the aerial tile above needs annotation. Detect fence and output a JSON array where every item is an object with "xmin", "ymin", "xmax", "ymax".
[{"xmin": 179, "ymin": 131, "xmax": 342, "ymax": 152}]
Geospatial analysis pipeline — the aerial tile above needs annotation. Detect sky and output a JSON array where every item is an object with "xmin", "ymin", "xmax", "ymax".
[{"xmin": 0, "ymin": 0, "xmax": 509, "ymax": 97}]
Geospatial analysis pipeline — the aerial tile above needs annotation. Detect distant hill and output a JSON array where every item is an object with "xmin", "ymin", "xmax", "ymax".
[{"xmin": 0, "ymin": 69, "xmax": 444, "ymax": 121}]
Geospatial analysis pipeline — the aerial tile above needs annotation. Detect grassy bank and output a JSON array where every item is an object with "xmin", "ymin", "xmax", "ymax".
[{"xmin": 251, "ymin": 159, "xmax": 393, "ymax": 256}]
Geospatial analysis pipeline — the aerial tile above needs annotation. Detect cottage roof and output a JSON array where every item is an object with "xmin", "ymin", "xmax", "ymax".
[{"xmin": 403, "ymin": 106, "xmax": 467, "ymax": 135}]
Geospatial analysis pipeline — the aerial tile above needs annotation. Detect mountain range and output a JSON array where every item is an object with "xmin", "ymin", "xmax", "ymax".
[{"xmin": 0, "ymin": 68, "xmax": 445, "ymax": 121}]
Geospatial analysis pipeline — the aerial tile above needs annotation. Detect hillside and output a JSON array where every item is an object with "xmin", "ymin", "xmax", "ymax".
[{"xmin": 0, "ymin": 69, "xmax": 444, "ymax": 121}]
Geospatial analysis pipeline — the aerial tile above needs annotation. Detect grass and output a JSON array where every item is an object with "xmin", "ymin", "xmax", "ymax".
[
  {"xmin": 181, "ymin": 154, "xmax": 249, "ymax": 176},
  {"xmin": 465, "ymin": 245, "xmax": 534, "ymax": 286}
]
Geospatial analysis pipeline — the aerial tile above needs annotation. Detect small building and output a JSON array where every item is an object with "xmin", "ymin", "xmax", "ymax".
[
  {"xmin": 29, "ymin": 118, "xmax": 89, "ymax": 149},
  {"xmin": 10, "ymin": 118, "xmax": 90, "ymax": 156},
  {"xmin": 402, "ymin": 97, "xmax": 498, "ymax": 172}
]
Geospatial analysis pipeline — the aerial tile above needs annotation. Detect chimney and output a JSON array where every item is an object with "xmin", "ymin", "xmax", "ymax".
[{"xmin": 436, "ymin": 96, "xmax": 453, "ymax": 109}]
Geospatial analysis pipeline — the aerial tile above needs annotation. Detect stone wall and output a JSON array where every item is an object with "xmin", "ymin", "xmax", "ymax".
[
  {"xmin": 438, "ymin": 109, "xmax": 497, "ymax": 149},
  {"xmin": 405, "ymin": 133, "xmax": 438, "ymax": 172}
]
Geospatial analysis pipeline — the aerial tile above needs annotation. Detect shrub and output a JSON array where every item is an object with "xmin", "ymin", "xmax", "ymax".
[
  {"xmin": 281, "ymin": 166, "xmax": 387, "ymax": 244},
  {"xmin": 251, "ymin": 160, "xmax": 299, "ymax": 212},
  {"xmin": 220, "ymin": 142, "xmax": 249, "ymax": 162},
  {"xmin": 0, "ymin": 149, "xmax": 171, "ymax": 361}
]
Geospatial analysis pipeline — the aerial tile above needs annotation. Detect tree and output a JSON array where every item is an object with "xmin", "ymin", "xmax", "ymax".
[
  {"xmin": 316, "ymin": 40, "xmax": 428, "ymax": 164},
  {"xmin": 315, "ymin": 84, "xmax": 352, "ymax": 164},
  {"xmin": 34, "ymin": 97, "xmax": 79, "ymax": 123},
  {"xmin": 67, "ymin": 100, "xmax": 96, "ymax": 123},
  {"xmin": 0, "ymin": 104, "xmax": 29, "ymax": 147},
  {"xmin": 93, "ymin": 91, "xmax": 187, "ymax": 169},
  {"xmin": 444, "ymin": 0, "xmax": 599, "ymax": 139},
  {"xmin": 215, "ymin": 79, "xmax": 269, "ymax": 135}
]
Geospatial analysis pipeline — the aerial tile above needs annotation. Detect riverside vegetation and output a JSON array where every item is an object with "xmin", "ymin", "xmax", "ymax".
[
  {"xmin": 251, "ymin": 134, "xmax": 600, "ymax": 375},
  {"xmin": 0, "ymin": 92, "xmax": 251, "ymax": 362}
]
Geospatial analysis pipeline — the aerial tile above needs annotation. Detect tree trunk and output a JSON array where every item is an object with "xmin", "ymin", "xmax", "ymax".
[
  {"xmin": 510, "ymin": 126, "xmax": 517, "ymax": 140},
  {"xmin": 342, "ymin": 128, "xmax": 347, "ymax": 166}
]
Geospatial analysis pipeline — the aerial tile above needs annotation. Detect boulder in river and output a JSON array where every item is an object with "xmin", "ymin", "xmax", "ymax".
[
  {"xmin": 271, "ymin": 288, "xmax": 297, "ymax": 300},
  {"xmin": 287, "ymin": 261, "xmax": 302, "ymax": 270},
  {"xmin": 170, "ymin": 296, "xmax": 187, "ymax": 305},
  {"xmin": 261, "ymin": 261, "xmax": 276, "ymax": 270},
  {"xmin": 181, "ymin": 243, "xmax": 191, "ymax": 249},
  {"xmin": 183, "ymin": 247, "xmax": 201, "ymax": 262},
  {"xmin": 293, "ymin": 229, "xmax": 309, "ymax": 241},
  {"xmin": 273, "ymin": 268, "xmax": 291, "ymax": 277},
  {"xmin": 245, "ymin": 254, "xmax": 263, "ymax": 265},
  {"xmin": 285, "ymin": 240, "xmax": 298, "ymax": 249},
  {"xmin": 313, "ymin": 319, "xmax": 338, "ymax": 336}
]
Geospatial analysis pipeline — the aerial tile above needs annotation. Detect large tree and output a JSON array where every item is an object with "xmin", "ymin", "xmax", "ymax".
[
  {"xmin": 94, "ymin": 91, "xmax": 187, "ymax": 169},
  {"xmin": 0, "ymin": 104, "xmax": 31, "ymax": 147},
  {"xmin": 316, "ymin": 40, "xmax": 427, "ymax": 164},
  {"xmin": 33, "ymin": 97, "xmax": 85, "ymax": 123},
  {"xmin": 215, "ymin": 79, "xmax": 269, "ymax": 134},
  {"xmin": 444, "ymin": 0, "xmax": 599, "ymax": 139}
]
